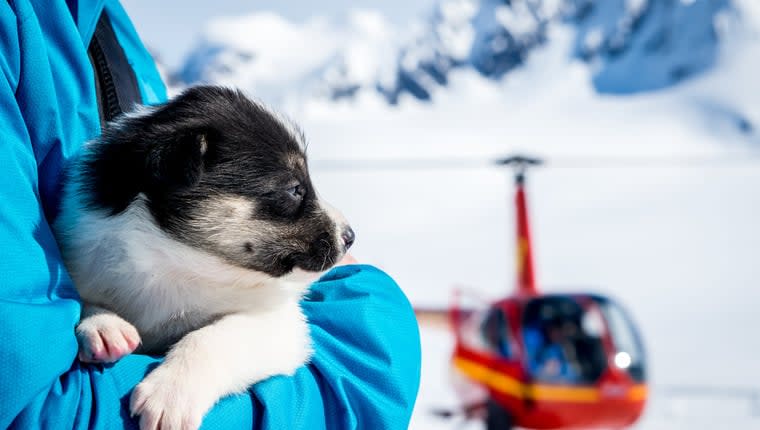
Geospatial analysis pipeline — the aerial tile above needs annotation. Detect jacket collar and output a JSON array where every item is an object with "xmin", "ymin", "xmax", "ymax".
[{"xmin": 67, "ymin": 0, "xmax": 107, "ymax": 45}]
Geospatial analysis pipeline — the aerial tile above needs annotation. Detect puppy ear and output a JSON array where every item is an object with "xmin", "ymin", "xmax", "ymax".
[{"xmin": 146, "ymin": 131, "xmax": 209, "ymax": 191}]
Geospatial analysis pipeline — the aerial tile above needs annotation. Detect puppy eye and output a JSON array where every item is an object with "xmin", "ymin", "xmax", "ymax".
[{"xmin": 286, "ymin": 184, "xmax": 304, "ymax": 199}]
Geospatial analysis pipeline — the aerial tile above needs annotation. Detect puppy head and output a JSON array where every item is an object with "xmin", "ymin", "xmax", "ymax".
[{"xmin": 84, "ymin": 86, "xmax": 354, "ymax": 277}]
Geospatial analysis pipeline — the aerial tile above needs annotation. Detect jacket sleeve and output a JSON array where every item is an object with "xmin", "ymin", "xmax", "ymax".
[
  {"xmin": 0, "ymin": 2, "xmax": 420, "ymax": 428},
  {"xmin": 253, "ymin": 265, "xmax": 422, "ymax": 429},
  {"xmin": 0, "ymin": 3, "xmax": 180, "ymax": 427}
]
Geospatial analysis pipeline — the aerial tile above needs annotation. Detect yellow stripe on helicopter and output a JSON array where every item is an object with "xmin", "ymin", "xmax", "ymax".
[{"xmin": 453, "ymin": 356, "xmax": 647, "ymax": 403}]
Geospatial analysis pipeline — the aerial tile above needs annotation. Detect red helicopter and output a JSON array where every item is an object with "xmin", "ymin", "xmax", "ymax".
[{"xmin": 421, "ymin": 155, "xmax": 648, "ymax": 430}]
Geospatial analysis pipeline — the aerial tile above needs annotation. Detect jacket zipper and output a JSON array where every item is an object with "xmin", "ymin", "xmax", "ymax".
[{"xmin": 89, "ymin": 35, "xmax": 122, "ymax": 124}]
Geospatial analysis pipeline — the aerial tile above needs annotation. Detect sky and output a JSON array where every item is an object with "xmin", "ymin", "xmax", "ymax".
[{"xmin": 120, "ymin": 0, "xmax": 434, "ymax": 68}]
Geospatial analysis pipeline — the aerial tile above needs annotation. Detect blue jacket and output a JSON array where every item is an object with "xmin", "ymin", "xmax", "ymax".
[{"xmin": 0, "ymin": 1, "xmax": 421, "ymax": 428}]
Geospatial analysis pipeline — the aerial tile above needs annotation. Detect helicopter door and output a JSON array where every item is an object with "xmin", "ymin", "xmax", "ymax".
[
  {"xmin": 481, "ymin": 308, "xmax": 514, "ymax": 359},
  {"xmin": 454, "ymin": 306, "xmax": 515, "ymax": 360}
]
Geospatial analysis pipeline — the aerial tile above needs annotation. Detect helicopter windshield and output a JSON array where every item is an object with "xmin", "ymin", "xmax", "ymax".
[
  {"xmin": 522, "ymin": 296, "xmax": 607, "ymax": 384},
  {"xmin": 522, "ymin": 295, "xmax": 646, "ymax": 385},
  {"xmin": 594, "ymin": 297, "xmax": 646, "ymax": 382}
]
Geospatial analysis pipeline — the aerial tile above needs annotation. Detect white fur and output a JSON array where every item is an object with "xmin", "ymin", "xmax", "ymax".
[
  {"xmin": 75, "ymin": 304, "xmax": 142, "ymax": 363},
  {"xmin": 318, "ymin": 195, "xmax": 350, "ymax": 252},
  {"xmin": 129, "ymin": 306, "xmax": 311, "ymax": 430},
  {"xmin": 55, "ymin": 173, "xmax": 319, "ymax": 430}
]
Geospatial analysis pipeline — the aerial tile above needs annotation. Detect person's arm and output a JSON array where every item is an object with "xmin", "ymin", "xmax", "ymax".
[{"xmin": 258, "ymin": 265, "xmax": 421, "ymax": 429}]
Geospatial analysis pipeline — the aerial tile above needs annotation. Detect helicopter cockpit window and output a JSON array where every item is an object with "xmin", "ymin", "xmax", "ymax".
[
  {"xmin": 595, "ymin": 298, "xmax": 646, "ymax": 382},
  {"xmin": 459, "ymin": 307, "xmax": 514, "ymax": 358},
  {"xmin": 523, "ymin": 297, "xmax": 607, "ymax": 384},
  {"xmin": 480, "ymin": 308, "xmax": 512, "ymax": 358}
]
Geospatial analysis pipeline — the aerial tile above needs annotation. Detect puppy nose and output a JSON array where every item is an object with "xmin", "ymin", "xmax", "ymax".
[{"xmin": 342, "ymin": 227, "xmax": 355, "ymax": 250}]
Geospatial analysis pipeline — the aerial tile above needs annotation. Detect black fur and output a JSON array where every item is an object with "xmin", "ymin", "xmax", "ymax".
[{"xmin": 78, "ymin": 86, "xmax": 350, "ymax": 277}]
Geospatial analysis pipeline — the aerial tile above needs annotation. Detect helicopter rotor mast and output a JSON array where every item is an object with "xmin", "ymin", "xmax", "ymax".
[{"xmin": 496, "ymin": 155, "xmax": 543, "ymax": 297}]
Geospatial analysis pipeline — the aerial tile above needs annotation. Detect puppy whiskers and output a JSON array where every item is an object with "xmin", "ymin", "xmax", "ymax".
[{"xmin": 319, "ymin": 239, "xmax": 332, "ymax": 272}]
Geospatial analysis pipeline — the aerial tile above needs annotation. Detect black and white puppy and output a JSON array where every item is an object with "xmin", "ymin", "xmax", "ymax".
[{"xmin": 54, "ymin": 86, "xmax": 354, "ymax": 430}]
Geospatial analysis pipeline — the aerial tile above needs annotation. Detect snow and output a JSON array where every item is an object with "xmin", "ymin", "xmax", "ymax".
[
  {"xmin": 494, "ymin": 3, "xmax": 540, "ymax": 38},
  {"xmin": 176, "ymin": 9, "xmax": 409, "ymax": 105},
  {"xmin": 438, "ymin": 0, "xmax": 478, "ymax": 58},
  {"xmin": 148, "ymin": 0, "xmax": 760, "ymax": 428}
]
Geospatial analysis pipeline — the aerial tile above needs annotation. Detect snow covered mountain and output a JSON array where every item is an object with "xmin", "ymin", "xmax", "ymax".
[{"xmin": 176, "ymin": 0, "xmax": 742, "ymax": 103}]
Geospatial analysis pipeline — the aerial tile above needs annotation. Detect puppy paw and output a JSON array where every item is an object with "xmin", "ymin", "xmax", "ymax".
[
  {"xmin": 130, "ymin": 366, "xmax": 209, "ymax": 430},
  {"xmin": 76, "ymin": 312, "xmax": 141, "ymax": 363}
]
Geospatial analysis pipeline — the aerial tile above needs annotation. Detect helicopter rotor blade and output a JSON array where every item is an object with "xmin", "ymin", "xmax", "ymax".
[{"xmin": 496, "ymin": 154, "xmax": 544, "ymax": 166}]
